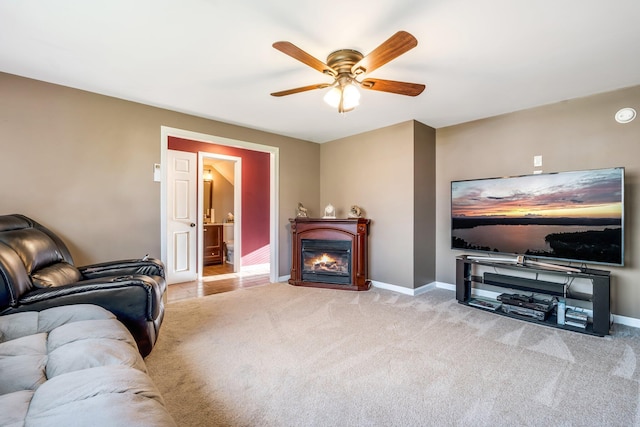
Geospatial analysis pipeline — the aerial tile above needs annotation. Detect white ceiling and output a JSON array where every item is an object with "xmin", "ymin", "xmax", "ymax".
[{"xmin": 2, "ymin": 1, "xmax": 639, "ymax": 143}]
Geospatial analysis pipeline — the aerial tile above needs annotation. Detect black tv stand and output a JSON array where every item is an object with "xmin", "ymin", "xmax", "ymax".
[{"xmin": 456, "ymin": 255, "xmax": 611, "ymax": 336}]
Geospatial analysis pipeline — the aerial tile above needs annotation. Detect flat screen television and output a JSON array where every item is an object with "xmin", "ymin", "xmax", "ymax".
[{"xmin": 451, "ymin": 167, "xmax": 624, "ymax": 266}]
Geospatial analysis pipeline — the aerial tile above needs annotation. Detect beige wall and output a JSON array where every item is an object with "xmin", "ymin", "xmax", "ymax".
[
  {"xmin": 413, "ymin": 121, "xmax": 437, "ymax": 287},
  {"xmin": 0, "ymin": 72, "xmax": 320, "ymax": 277},
  {"xmin": 321, "ymin": 120, "xmax": 436, "ymax": 289},
  {"xmin": 436, "ymin": 85, "xmax": 640, "ymax": 319}
]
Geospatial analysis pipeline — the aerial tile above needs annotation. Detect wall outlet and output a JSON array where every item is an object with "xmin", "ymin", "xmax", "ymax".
[{"xmin": 533, "ymin": 155, "xmax": 543, "ymax": 167}]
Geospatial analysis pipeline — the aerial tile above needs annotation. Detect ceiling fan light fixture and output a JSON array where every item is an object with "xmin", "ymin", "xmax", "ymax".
[
  {"xmin": 323, "ymin": 82, "xmax": 360, "ymax": 113},
  {"xmin": 323, "ymin": 86, "xmax": 342, "ymax": 109},
  {"xmin": 342, "ymin": 83, "xmax": 360, "ymax": 110}
]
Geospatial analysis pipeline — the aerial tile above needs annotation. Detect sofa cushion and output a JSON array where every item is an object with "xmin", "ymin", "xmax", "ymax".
[
  {"xmin": 26, "ymin": 366, "xmax": 175, "ymax": 427},
  {"xmin": 0, "ymin": 311, "xmax": 40, "ymax": 343},
  {"xmin": 0, "ymin": 390, "xmax": 34, "ymax": 426},
  {"xmin": 0, "ymin": 305, "xmax": 116, "ymax": 342},
  {"xmin": 46, "ymin": 318, "xmax": 145, "ymax": 378},
  {"xmin": 0, "ymin": 305, "xmax": 176, "ymax": 426},
  {"xmin": 31, "ymin": 262, "xmax": 82, "ymax": 288},
  {"xmin": 0, "ymin": 333, "xmax": 47, "ymax": 395},
  {"xmin": 0, "ymin": 229, "xmax": 63, "ymax": 274}
]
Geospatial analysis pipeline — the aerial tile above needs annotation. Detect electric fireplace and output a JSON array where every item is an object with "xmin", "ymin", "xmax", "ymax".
[
  {"xmin": 302, "ymin": 239, "xmax": 352, "ymax": 285},
  {"xmin": 289, "ymin": 218, "xmax": 370, "ymax": 291}
]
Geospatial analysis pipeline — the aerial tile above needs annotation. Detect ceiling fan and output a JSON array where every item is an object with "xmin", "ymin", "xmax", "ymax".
[{"xmin": 271, "ymin": 31, "xmax": 426, "ymax": 113}]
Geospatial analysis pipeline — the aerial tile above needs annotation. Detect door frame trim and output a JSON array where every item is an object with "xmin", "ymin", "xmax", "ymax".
[
  {"xmin": 198, "ymin": 152, "xmax": 242, "ymax": 277},
  {"xmin": 160, "ymin": 126, "xmax": 279, "ymax": 284}
]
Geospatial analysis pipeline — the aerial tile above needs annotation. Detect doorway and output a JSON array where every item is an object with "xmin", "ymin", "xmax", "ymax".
[
  {"xmin": 160, "ymin": 126, "xmax": 279, "ymax": 285},
  {"xmin": 199, "ymin": 152, "xmax": 241, "ymax": 279}
]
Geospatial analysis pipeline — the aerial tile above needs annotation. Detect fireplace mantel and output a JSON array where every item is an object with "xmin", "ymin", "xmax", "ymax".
[{"xmin": 289, "ymin": 218, "xmax": 370, "ymax": 291}]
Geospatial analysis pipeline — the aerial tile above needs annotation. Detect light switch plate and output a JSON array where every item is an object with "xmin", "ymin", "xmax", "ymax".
[{"xmin": 153, "ymin": 163, "xmax": 161, "ymax": 182}]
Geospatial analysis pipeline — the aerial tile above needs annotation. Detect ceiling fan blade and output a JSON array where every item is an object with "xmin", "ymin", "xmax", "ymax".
[
  {"xmin": 360, "ymin": 78, "xmax": 425, "ymax": 96},
  {"xmin": 351, "ymin": 31, "xmax": 418, "ymax": 75},
  {"xmin": 271, "ymin": 83, "xmax": 331, "ymax": 97},
  {"xmin": 273, "ymin": 41, "xmax": 337, "ymax": 77}
]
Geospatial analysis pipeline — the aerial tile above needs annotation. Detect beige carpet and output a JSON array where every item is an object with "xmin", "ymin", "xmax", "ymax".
[{"xmin": 145, "ymin": 283, "xmax": 640, "ymax": 426}]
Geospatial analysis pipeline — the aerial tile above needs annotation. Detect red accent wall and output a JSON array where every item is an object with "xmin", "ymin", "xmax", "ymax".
[{"xmin": 168, "ymin": 136, "xmax": 270, "ymax": 264}]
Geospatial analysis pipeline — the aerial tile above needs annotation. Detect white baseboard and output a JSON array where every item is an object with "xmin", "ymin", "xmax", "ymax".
[
  {"xmin": 612, "ymin": 314, "xmax": 640, "ymax": 329},
  {"xmin": 435, "ymin": 282, "xmax": 455, "ymax": 292},
  {"xmin": 277, "ymin": 274, "xmax": 290, "ymax": 283},
  {"xmin": 371, "ymin": 280, "xmax": 437, "ymax": 296}
]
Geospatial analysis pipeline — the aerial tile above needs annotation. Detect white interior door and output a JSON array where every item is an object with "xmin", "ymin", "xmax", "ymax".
[{"xmin": 166, "ymin": 149, "xmax": 197, "ymax": 284}]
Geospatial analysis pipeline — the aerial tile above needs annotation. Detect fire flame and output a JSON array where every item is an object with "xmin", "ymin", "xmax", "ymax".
[
  {"xmin": 305, "ymin": 252, "xmax": 347, "ymax": 273},
  {"xmin": 316, "ymin": 253, "xmax": 333, "ymax": 264}
]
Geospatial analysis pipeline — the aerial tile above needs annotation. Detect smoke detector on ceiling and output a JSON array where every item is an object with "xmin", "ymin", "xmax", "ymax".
[{"xmin": 614, "ymin": 107, "xmax": 636, "ymax": 124}]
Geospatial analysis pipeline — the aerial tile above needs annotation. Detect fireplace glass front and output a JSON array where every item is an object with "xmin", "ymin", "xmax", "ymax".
[{"xmin": 301, "ymin": 239, "xmax": 351, "ymax": 285}]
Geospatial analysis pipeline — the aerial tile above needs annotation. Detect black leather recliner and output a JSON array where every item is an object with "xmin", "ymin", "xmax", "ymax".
[{"xmin": 0, "ymin": 214, "xmax": 166, "ymax": 357}]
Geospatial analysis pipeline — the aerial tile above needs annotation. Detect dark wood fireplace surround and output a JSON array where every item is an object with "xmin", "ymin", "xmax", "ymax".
[{"xmin": 289, "ymin": 218, "xmax": 370, "ymax": 291}]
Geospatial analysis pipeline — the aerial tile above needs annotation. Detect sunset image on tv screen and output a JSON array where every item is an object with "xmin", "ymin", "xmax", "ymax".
[{"xmin": 451, "ymin": 167, "xmax": 623, "ymax": 265}]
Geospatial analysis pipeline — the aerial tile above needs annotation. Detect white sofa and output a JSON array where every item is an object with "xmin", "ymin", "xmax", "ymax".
[{"xmin": 0, "ymin": 304, "xmax": 176, "ymax": 426}]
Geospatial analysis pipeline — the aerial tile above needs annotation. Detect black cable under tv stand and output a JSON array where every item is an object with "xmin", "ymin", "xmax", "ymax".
[{"xmin": 455, "ymin": 255, "xmax": 611, "ymax": 336}]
